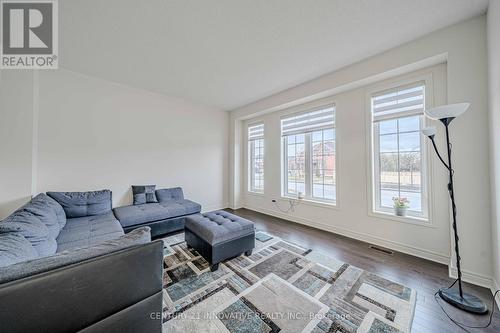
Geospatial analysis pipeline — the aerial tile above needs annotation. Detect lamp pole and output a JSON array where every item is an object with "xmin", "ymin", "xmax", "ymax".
[{"xmin": 443, "ymin": 118, "xmax": 463, "ymax": 297}]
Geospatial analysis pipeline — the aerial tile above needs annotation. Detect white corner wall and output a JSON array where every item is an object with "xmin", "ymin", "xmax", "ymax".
[
  {"xmin": 230, "ymin": 16, "xmax": 492, "ymax": 286},
  {"xmin": 35, "ymin": 69, "xmax": 229, "ymax": 211},
  {"xmin": 487, "ymin": 0, "xmax": 500, "ymax": 301},
  {"xmin": 0, "ymin": 71, "xmax": 36, "ymax": 219}
]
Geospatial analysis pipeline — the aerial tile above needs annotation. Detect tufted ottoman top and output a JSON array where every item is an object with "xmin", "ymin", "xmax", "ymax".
[{"xmin": 185, "ymin": 211, "xmax": 255, "ymax": 245}]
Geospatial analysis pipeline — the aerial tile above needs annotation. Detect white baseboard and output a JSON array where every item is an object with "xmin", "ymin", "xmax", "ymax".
[
  {"xmin": 449, "ymin": 267, "xmax": 494, "ymax": 289},
  {"xmin": 202, "ymin": 203, "xmax": 228, "ymax": 213},
  {"xmin": 243, "ymin": 204, "xmax": 450, "ymax": 265}
]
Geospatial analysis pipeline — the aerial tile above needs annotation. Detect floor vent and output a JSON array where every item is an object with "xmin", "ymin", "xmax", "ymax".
[{"xmin": 369, "ymin": 245, "xmax": 394, "ymax": 255}]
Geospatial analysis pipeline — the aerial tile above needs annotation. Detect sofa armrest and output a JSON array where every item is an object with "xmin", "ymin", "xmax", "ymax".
[{"xmin": 0, "ymin": 240, "xmax": 164, "ymax": 333}]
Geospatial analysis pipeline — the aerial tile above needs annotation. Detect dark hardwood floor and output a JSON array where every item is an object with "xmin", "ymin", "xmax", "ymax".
[{"xmin": 226, "ymin": 208, "xmax": 500, "ymax": 333}]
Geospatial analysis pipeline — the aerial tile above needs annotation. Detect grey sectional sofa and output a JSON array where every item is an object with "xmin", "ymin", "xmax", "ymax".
[
  {"xmin": 113, "ymin": 187, "xmax": 201, "ymax": 237},
  {"xmin": 0, "ymin": 190, "xmax": 164, "ymax": 333}
]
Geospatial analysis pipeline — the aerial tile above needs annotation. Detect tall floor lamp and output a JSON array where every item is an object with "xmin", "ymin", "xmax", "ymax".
[{"xmin": 421, "ymin": 103, "xmax": 488, "ymax": 314}]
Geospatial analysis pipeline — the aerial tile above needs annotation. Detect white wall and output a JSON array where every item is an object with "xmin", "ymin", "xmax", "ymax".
[
  {"xmin": 0, "ymin": 69, "xmax": 229, "ymax": 216},
  {"xmin": 35, "ymin": 69, "xmax": 228, "ymax": 210},
  {"xmin": 487, "ymin": 0, "xmax": 500, "ymax": 302},
  {"xmin": 0, "ymin": 71, "xmax": 36, "ymax": 219},
  {"xmin": 230, "ymin": 16, "xmax": 492, "ymax": 286}
]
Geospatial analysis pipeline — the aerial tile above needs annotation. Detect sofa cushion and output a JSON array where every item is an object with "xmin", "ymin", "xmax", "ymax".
[
  {"xmin": 0, "ymin": 210, "xmax": 50, "ymax": 246},
  {"xmin": 0, "ymin": 227, "xmax": 151, "ymax": 284},
  {"xmin": 0, "ymin": 233, "xmax": 38, "ymax": 267},
  {"xmin": 21, "ymin": 196, "xmax": 61, "ymax": 239},
  {"xmin": 56, "ymin": 212, "xmax": 124, "ymax": 252},
  {"xmin": 47, "ymin": 190, "xmax": 112, "ymax": 218},
  {"xmin": 113, "ymin": 203, "xmax": 168, "ymax": 228},
  {"xmin": 113, "ymin": 199, "xmax": 201, "ymax": 228},
  {"xmin": 32, "ymin": 193, "xmax": 67, "ymax": 229},
  {"xmin": 155, "ymin": 187, "xmax": 184, "ymax": 202},
  {"xmin": 158, "ymin": 199, "xmax": 201, "ymax": 217},
  {"xmin": 132, "ymin": 185, "xmax": 158, "ymax": 205},
  {"xmin": 185, "ymin": 211, "xmax": 255, "ymax": 245}
]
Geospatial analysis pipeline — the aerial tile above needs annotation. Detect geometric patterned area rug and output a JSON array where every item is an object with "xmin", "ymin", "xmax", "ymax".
[{"xmin": 160, "ymin": 231, "xmax": 416, "ymax": 333}]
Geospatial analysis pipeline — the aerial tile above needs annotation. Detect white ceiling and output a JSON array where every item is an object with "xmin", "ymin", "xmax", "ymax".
[{"xmin": 60, "ymin": 0, "xmax": 488, "ymax": 110}]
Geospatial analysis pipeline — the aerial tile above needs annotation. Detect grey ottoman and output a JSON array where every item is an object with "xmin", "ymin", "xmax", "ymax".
[{"xmin": 185, "ymin": 211, "xmax": 255, "ymax": 271}]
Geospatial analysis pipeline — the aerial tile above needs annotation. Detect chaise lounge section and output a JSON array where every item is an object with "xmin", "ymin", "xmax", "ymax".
[{"xmin": 113, "ymin": 187, "xmax": 201, "ymax": 237}]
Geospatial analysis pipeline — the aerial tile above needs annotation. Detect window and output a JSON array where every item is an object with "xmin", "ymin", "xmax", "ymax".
[
  {"xmin": 282, "ymin": 106, "xmax": 336, "ymax": 203},
  {"xmin": 248, "ymin": 123, "xmax": 264, "ymax": 193},
  {"xmin": 312, "ymin": 128, "xmax": 336, "ymax": 200},
  {"xmin": 371, "ymin": 83, "xmax": 428, "ymax": 218}
]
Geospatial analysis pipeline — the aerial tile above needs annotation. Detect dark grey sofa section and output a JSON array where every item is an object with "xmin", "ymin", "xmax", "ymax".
[
  {"xmin": 113, "ymin": 187, "xmax": 201, "ymax": 237},
  {"xmin": 0, "ymin": 237, "xmax": 163, "ymax": 333}
]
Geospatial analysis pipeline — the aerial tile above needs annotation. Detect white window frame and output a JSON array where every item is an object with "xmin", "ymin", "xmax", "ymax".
[
  {"xmin": 248, "ymin": 123, "xmax": 264, "ymax": 193},
  {"xmin": 281, "ymin": 102, "xmax": 338, "ymax": 206},
  {"xmin": 366, "ymin": 73, "xmax": 434, "ymax": 224}
]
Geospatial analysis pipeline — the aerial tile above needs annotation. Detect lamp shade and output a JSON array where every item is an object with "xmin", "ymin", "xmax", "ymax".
[
  {"xmin": 421, "ymin": 126, "xmax": 437, "ymax": 137},
  {"xmin": 424, "ymin": 103, "xmax": 470, "ymax": 120}
]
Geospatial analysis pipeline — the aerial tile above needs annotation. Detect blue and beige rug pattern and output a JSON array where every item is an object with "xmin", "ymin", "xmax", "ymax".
[{"xmin": 161, "ymin": 232, "xmax": 416, "ymax": 332}]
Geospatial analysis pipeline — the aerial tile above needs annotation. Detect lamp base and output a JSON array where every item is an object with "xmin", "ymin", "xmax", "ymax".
[{"xmin": 438, "ymin": 288, "xmax": 488, "ymax": 314}]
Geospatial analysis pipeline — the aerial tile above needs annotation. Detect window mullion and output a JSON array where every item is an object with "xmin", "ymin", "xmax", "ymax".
[
  {"xmin": 283, "ymin": 136, "xmax": 288, "ymax": 195},
  {"xmin": 250, "ymin": 140, "xmax": 254, "ymax": 191},
  {"xmin": 305, "ymin": 133, "xmax": 312, "ymax": 198},
  {"xmin": 397, "ymin": 119, "xmax": 401, "ymax": 199},
  {"xmin": 374, "ymin": 123, "xmax": 381, "ymax": 211},
  {"xmin": 321, "ymin": 130, "xmax": 325, "ymax": 198},
  {"xmin": 253, "ymin": 140, "xmax": 256, "ymax": 191},
  {"xmin": 420, "ymin": 116, "xmax": 427, "ymax": 216}
]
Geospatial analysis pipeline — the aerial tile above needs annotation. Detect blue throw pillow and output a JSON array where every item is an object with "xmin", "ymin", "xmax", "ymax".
[
  {"xmin": 0, "ymin": 233, "xmax": 38, "ymax": 267},
  {"xmin": 132, "ymin": 185, "xmax": 158, "ymax": 205}
]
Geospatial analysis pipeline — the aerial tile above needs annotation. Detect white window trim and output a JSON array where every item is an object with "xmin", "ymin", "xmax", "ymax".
[
  {"xmin": 247, "ymin": 122, "xmax": 265, "ymax": 194},
  {"xmin": 365, "ymin": 72, "xmax": 436, "ymax": 226},
  {"xmin": 280, "ymin": 98, "xmax": 339, "ymax": 206}
]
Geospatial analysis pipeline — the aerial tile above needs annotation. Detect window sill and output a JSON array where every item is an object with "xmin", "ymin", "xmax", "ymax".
[
  {"xmin": 281, "ymin": 196, "xmax": 339, "ymax": 210},
  {"xmin": 369, "ymin": 210, "xmax": 435, "ymax": 228}
]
